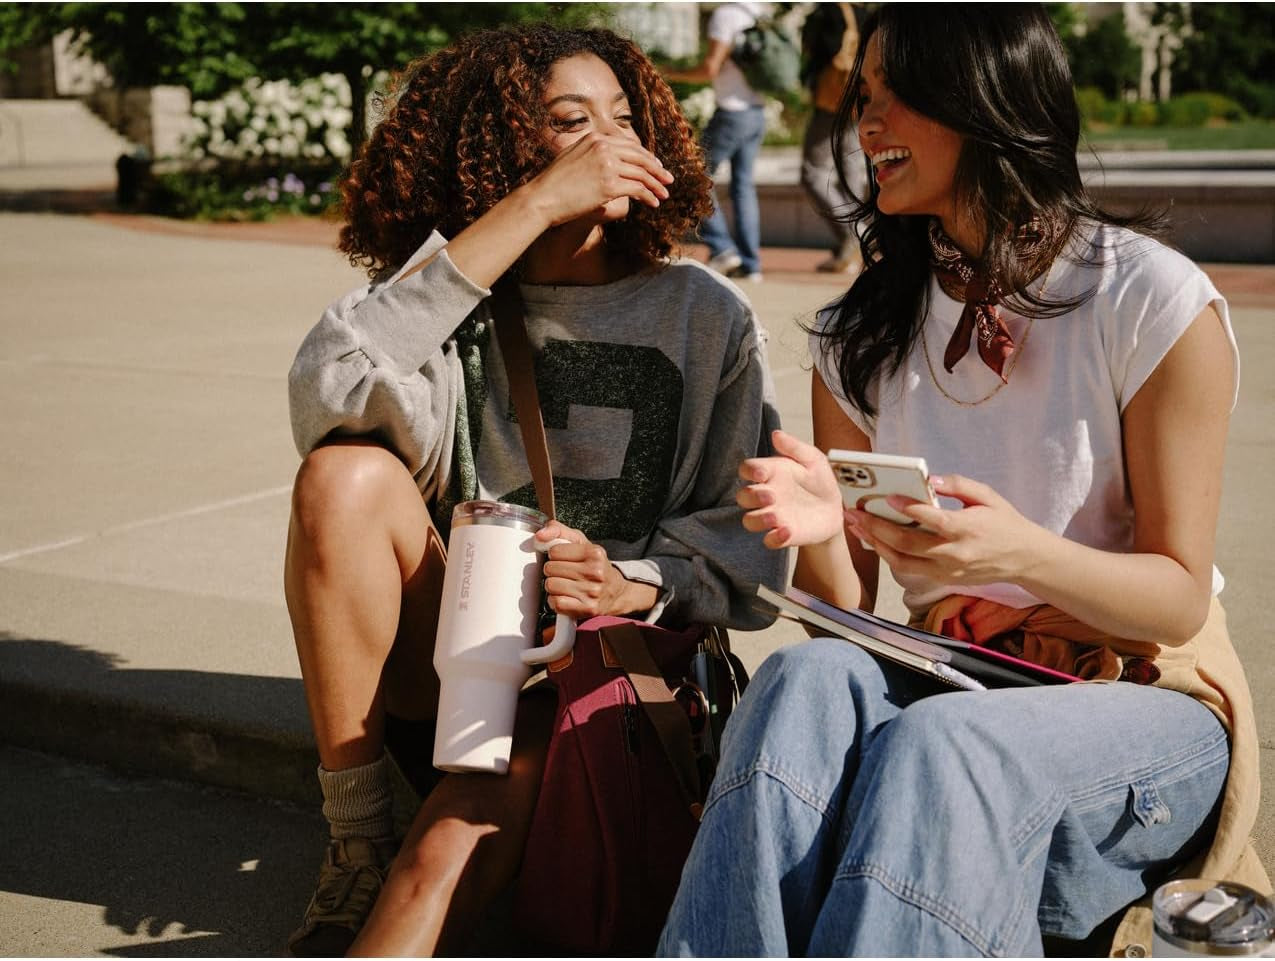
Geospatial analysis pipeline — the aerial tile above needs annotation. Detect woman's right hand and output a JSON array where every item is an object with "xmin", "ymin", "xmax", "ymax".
[
  {"xmin": 737, "ymin": 429, "xmax": 846, "ymax": 550},
  {"xmin": 523, "ymin": 131, "xmax": 674, "ymax": 228}
]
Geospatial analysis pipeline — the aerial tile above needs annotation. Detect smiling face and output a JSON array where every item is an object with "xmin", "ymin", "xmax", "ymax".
[
  {"xmin": 856, "ymin": 36, "xmax": 967, "ymax": 241},
  {"xmin": 542, "ymin": 52, "xmax": 641, "ymax": 223}
]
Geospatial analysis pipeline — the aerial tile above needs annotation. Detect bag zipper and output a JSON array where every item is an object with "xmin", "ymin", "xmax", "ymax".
[{"xmin": 622, "ymin": 698, "xmax": 640, "ymax": 755}]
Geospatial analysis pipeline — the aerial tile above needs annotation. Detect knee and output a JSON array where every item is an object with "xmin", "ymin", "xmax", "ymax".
[
  {"xmin": 728, "ymin": 640, "xmax": 878, "ymax": 745},
  {"xmin": 290, "ymin": 440, "xmax": 412, "ymax": 542},
  {"xmin": 753, "ymin": 638, "xmax": 879, "ymax": 700},
  {"xmin": 866, "ymin": 694, "xmax": 991, "ymax": 790}
]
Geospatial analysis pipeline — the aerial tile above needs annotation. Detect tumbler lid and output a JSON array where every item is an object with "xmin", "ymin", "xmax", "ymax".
[
  {"xmin": 451, "ymin": 500, "xmax": 546, "ymax": 533},
  {"xmin": 1153, "ymin": 880, "xmax": 1274, "ymax": 956}
]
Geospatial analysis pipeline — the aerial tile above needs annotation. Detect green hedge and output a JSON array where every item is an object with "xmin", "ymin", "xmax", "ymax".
[{"xmin": 1077, "ymin": 87, "xmax": 1249, "ymax": 129}]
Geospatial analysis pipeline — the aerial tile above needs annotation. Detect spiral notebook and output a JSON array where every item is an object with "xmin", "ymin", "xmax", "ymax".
[{"xmin": 756, "ymin": 584, "xmax": 1080, "ymax": 691}]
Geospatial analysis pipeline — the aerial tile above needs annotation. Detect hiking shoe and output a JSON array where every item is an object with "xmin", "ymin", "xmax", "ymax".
[
  {"xmin": 727, "ymin": 264, "xmax": 764, "ymax": 283},
  {"xmin": 286, "ymin": 836, "xmax": 397, "ymax": 957},
  {"xmin": 706, "ymin": 250, "xmax": 743, "ymax": 275}
]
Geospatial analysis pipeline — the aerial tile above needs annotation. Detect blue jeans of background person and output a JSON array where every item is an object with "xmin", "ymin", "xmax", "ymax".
[
  {"xmin": 701, "ymin": 105, "xmax": 766, "ymax": 274},
  {"xmin": 658, "ymin": 639, "xmax": 1229, "ymax": 957}
]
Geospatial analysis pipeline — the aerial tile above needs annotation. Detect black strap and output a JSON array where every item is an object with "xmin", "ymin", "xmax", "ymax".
[
  {"xmin": 489, "ymin": 279, "xmax": 556, "ymax": 520},
  {"xmin": 603, "ymin": 621, "xmax": 704, "ymax": 816}
]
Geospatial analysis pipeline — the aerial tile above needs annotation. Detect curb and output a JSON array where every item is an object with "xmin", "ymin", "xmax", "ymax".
[{"xmin": 0, "ymin": 677, "xmax": 321, "ymax": 806}]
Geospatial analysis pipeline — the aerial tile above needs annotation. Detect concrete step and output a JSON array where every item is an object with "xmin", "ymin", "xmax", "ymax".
[{"xmin": 0, "ymin": 98, "xmax": 132, "ymax": 168}]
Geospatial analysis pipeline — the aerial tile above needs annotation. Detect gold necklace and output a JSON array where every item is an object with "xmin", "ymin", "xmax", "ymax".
[{"xmin": 920, "ymin": 265, "xmax": 1051, "ymax": 408}]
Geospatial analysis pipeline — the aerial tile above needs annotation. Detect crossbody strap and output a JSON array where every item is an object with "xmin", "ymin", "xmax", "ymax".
[
  {"xmin": 490, "ymin": 283, "xmax": 705, "ymax": 819},
  {"xmin": 490, "ymin": 279, "xmax": 556, "ymax": 520},
  {"xmin": 604, "ymin": 621, "xmax": 705, "ymax": 818}
]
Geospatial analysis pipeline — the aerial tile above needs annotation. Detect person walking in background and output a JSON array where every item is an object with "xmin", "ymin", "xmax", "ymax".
[
  {"xmin": 666, "ymin": 2, "xmax": 772, "ymax": 282},
  {"xmin": 800, "ymin": 1, "xmax": 867, "ymax": 274}
]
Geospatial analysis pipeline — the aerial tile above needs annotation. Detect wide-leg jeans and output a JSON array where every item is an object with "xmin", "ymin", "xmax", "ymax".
[
  {"xmin": 658, "ymin": 638, "xmax": 1229, "ymax": 957},
  {"xmin": 700, "ymin": 105, "xmax": 767, "ymax": 275}
]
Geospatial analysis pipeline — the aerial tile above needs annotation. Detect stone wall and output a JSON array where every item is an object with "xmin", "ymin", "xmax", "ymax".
[{"xmin": 87, "ymin": 85, "xmax": 195, "ymax": 160}]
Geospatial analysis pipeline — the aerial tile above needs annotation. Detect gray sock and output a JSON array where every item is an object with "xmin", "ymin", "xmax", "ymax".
[{"xmin": 317, "ymin": 754, "xmax": 394, "ymax": 841}]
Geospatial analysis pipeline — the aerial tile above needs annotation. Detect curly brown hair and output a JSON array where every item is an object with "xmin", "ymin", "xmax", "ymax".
[{"xmin": 338, "ymin": 25, "xmax": 714, "ymax": 278}]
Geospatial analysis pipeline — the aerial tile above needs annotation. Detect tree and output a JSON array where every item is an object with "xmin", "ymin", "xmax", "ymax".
[
  {"xmin": 245, "ymin": 3, "xmax": 608, "ymax": 155},
  {"xmin": 1064, "ymin": 12, "xmax": 1141, "ymax": 101},
  {"xmin": 0, "ymin": 2, "xmax": 610, "ymax": 152},
  {"xmin": 1172, "ymin": 2, "xmax": 1275, "ymax": 118}
]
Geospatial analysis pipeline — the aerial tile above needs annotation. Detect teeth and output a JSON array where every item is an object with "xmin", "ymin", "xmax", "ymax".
[{"xmin": 871, "ymin": 147, "xmax": 911, "ymax": 166}]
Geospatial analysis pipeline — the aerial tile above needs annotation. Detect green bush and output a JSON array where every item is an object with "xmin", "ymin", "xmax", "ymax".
[
  {"xmin": 1124, "ymin": 101, "xmax": 1159, "ymax": 128},
  {"xmin": 1157, "ymin": 92, "xmax": 1246, "ymax": 127},
  {"xmin": 1157, "ymin": 95, "xmax": 1210, "ymax": 127},
  {"xmin": 1076, "ymin": 86, "xmax": 1122, "ymax": 127}
]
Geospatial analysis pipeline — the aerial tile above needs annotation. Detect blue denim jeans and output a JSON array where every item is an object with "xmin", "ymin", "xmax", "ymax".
[
  {"xmin": 700, "ymin": 105, "xmax": 766, "ymax": 274},
  {"xmin": 658, "ymin": 639, "xmax": 1229, "ymax": 957}
]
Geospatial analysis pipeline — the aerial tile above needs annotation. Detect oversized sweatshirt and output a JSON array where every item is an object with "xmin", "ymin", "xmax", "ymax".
[{"xmin": 289, "ymin": 231, "xmax": 787, "ymax": 629}]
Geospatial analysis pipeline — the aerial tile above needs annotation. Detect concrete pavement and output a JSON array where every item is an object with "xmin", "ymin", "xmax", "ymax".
[{"xmin": 0, "ymin": 208, "xmax": 1272, "ymax": 955}]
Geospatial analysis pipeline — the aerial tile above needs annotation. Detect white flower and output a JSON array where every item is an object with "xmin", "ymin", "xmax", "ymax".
[
  {"xmin": 264, "ymin": 136, "xmax": 281, "ymax": 154},
  {"xmin": 279, "ymin": 134, "xmax": 301, "ymax": 157},
  {"xmin": 324, "ymin": 129, "xmax": 351, "ymax": 158},
  {"xmin": 327, "ymin": 107, "xmax": 353, "ymax": 130},
  {"xmin": 239, "ymin": 127, "xmax": 259, "ymax": 146},
  {"xmin": 250, "ymin": 114, "xmax": 268, "ymax": 132},
  {"xmin": 762, "ymin": 97, "xmax": 789, "ymax": 140},
  {"xmin": 679, "ymin": 87, "xmax": 717, "ymax": 129}
]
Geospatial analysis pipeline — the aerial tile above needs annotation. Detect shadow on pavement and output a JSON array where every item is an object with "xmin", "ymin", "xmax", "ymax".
[{"xmin": 0, "ymin": 743, "xmax": 324, "ymax": 956}]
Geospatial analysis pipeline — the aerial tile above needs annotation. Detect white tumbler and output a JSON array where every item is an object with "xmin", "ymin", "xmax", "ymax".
[{"xmin": 432, "ymin": 500, "xmax": 576, "ymax": 774}]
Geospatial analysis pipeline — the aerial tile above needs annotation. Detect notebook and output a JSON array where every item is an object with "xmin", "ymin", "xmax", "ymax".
[{"xmin": 756, "ymin": 584, "xmax": 1081, "ymax": 691}]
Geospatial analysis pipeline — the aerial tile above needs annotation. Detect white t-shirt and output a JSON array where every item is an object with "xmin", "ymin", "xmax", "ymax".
[
  {"xmin": 812, "ymin": 223, "xmax": 1239, "ymax": 619},
  {"xmin": 708, "ymin": 2, "xmax": 768, "ymax": 111}
]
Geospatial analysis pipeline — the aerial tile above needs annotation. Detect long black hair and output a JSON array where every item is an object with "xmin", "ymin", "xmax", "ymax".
[{"xmin": 816, "ymin": 4, "xmax": 1163, "ymax": 419}]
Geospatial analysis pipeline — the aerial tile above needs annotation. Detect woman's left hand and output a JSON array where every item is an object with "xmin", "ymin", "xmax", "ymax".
[
  {"xmin": 851, "ymin": 474, "xmax": 1042, "ymax": 586},
  {"xmin": 535, "ymin": 520, "xmax": 645, "ymax": 618}
]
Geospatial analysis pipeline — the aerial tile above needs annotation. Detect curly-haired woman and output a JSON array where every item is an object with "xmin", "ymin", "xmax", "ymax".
[{"xmin": 283, "ymin": 24, "xmax": 786, "ymax": 957}]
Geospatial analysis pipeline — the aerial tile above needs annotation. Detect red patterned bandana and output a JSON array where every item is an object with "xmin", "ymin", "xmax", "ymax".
[{"xmin": 928, "ymin": 219, "xmax": 1048, "ymax": 382}]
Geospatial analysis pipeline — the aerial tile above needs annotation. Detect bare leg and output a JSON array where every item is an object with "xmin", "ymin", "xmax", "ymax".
[
  {"xmin": 284, "ymin": 439, "xmax": 443, "ymax": 773},
  {"xmin": 348, "ymin": 691, "xmax": 557, "ymax": 957}
]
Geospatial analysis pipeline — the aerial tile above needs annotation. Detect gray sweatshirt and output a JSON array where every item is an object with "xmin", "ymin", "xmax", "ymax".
[{"xmin": 289, "ymin": 231, "xmax": 786, "ymax": 629}]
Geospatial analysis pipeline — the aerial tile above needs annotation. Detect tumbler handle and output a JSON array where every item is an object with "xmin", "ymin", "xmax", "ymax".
[{"xmin": 522, "ymin": 538, "xmax": 577, "ymax": 665}]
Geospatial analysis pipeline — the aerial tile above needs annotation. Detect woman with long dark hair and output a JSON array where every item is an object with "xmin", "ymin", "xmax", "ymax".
[
  {"xmin": 659, "ymin": 5, "xmax": 1267, "ymax": 955},
  {"xmin": 283, "ymin": 24, "xmax": 785, "ymax": 956}
]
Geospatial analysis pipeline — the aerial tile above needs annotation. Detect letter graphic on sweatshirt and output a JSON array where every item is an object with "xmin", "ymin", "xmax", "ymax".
[{"xmin": 498, "ymin": 339, "xmax": 683, "ymax": 542}]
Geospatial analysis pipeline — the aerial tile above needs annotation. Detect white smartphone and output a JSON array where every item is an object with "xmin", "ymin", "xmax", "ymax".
[{"xmin": 827, "ymin": 449, "xmax": 939, "ymax": 527}]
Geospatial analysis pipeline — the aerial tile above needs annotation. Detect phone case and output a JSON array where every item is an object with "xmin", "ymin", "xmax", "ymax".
[{"xmin": 828, "ymin": 450, "xmax": 937, "ymax": 526}]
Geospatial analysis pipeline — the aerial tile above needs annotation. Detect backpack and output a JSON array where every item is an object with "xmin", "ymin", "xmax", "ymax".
[{"xmin": 731, "ymin": 15, "xmax": 801, "ymax": 96}]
